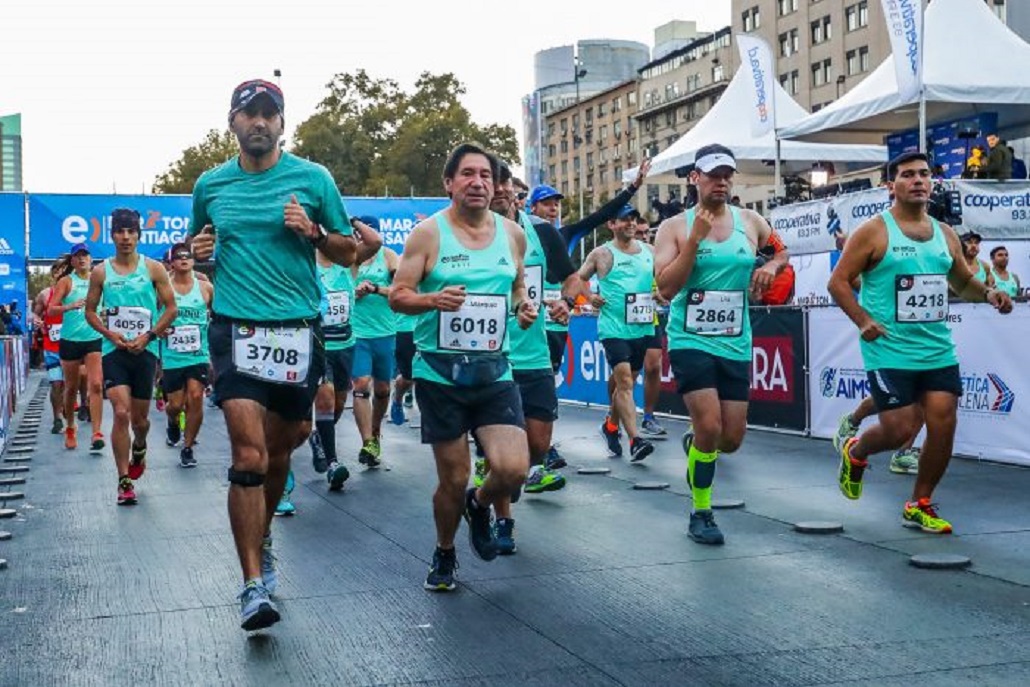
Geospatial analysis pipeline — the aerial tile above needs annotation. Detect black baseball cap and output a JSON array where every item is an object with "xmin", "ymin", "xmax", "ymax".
[
  {"xmin": 960, "ymin": 231, "xmax": 983, "ymax": 243},
  {"xmin": 230, "ymin": 79, "xmax": 284, "ymax": 118}
]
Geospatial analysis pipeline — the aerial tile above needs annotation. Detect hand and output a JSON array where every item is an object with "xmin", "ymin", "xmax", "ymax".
[
  {"xmin": 546, "ymin": 299, "xmax": 570, "ymax": 325},
  {"xmin": 988, "ymin": 288, "xmax": 1014, "ymax": 314},
  {"xmin": 191, "ymin": 226, "xmax": 215, "ymax": 261},
  {"xmin": 589, "ymin": 294, "xmax": 606, "ymax": 309},
  {"xmin": 516, "ymin": 300, "xmax": 538, "ymax": 330},
  {"xmin": 633, "ymin": 157, "xmax": 652, "ymax": 189},
  {"xmin": 355, "ymin": 280, "xmax": 376, "ymax": 298},
  {"xmin": 108, "ymin": 332, "xmax": 130, "ymax": 350},
  {"xmin": 690, "ymin": 208, "xmax": 715, "ymax": 243},
  {"xmin": 126, "ymin": 333, "xmax": 151, "ymax": 354},
  {"xmin": 284, "ymin": 195, "xmax": 316, "ymax": 239},
  {"xmin": 859, "ymin": 320, "xmax": 887, "ymax": 342},
  {"xmin": 433, "ymin": 285, "xmax": 466, "ymax": 312},
  {"xmin": 68, "ymin": 299, "xmax": 85, "ymax": 311},
  {"xmin": 750, "ymin": 264, "xmax": 776, "ymax": 297}
]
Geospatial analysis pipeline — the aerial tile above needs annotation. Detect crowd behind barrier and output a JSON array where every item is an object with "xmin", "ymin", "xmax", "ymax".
[
  {"xmin": 557, "ymin": 303, "xmax": 1030, "ymax": 466},
  {"xmin": 0, "ymin": 336, "xmax": 31, "ymax": 454}
]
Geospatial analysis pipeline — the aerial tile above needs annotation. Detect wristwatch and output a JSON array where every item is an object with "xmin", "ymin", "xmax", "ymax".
[
  {"xmin": 563, "ymin": 296, "xmax": 576, "ymax": 308},
  {"xmin": 309, "ymin": 224, "xmax": 329, "ymax": 247}
]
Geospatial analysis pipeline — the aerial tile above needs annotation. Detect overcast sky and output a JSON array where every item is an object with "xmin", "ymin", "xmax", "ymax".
[{"xmin": 1, "ymin": 0, "xmax": 730, "ymax": 195}]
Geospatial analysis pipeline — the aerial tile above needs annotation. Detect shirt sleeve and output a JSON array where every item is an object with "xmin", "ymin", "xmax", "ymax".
[
  {"xmin": 534, "ymin": 222, "xmax": 576, "ymax": 284},
  {"xmin": 188, "ymin": 175, "xmax": 209, "ymax": 237},
  {"xmin": 316, "ymin": 166, "xmax": 352, "ymax": 236},
  {"xmin": 559, "ymin": 185, "xmax": 637, "ymax": 245}
]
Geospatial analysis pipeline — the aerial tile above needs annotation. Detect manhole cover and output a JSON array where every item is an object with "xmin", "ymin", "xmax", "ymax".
[
  {"xmin": 711, "ymin": 498, "xmax": 745, "ymax": 509},
  {"xmin": 577, "ymin": 467, "xmax": 611, "ymax": 475},
  {"xmin": 632, "ymin": 482, "xmax": 670, "ymax": 490},
  {"xmin": 909, "ymin": 553, "xmax": 972, "ymax": 570},
  {"xmin": 793, "ymin": 521, "xmax": 844, "ymax": 534},
  {"xmin": 0, "ymin": 492, "xmax": 24, "ymax": 502}
]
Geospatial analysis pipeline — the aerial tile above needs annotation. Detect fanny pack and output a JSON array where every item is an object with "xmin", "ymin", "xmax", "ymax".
[
  {"xmin": 421, "ymin": 351, "xmax": 509, "ymax": 387},
  {"xmin": 322, "ymin": 322, "xmax": 352, "ymax": 342}
]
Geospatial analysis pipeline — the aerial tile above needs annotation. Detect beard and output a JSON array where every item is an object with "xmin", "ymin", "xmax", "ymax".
[{"xmin": 238, "ymin": 131, "xmax": 279, "ymax": 157}]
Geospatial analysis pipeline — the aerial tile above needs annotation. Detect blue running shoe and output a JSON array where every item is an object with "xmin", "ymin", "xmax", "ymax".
[
  {"xmin": 495, "ymin": 518, "xmax": 517, "ymax": 555},
  {"xmin": 239, "ymin": 580, "xmax": 280, "ymax": 631},
  {"xmin": 261, "ymin": 535, "xmax": 278, "ymax": 594},
  {"xmin": 274, "ymin": 471, "xmax": 295, "ymax": 516},
  {"xmin": 463, "ymin": 488, "xmax": 498, "ymax": 562},
  {"xmin": 424, "ymin": 547, "xmax": 458, "ymax": 592},
  {"xmin": 327, "ymin": 462, "xmax": 350, "ymax": 491},
  {"xmin": 545, "ymin": 445, "xmax": 567, "ymax": 470},
  {"xmin": 390, "ymin": 399, "xmax": 406, "ymax": 426}
]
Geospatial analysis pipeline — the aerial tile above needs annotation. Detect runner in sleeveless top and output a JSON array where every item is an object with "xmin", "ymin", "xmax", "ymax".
[
  {"xmin": 350, "ymin": 222, "xmax": 400, "ymax": 468},
  {"xmin": 36, "ymin": 257, "xmax": 70, "ymax": 434},
  {"xmin": 49, "ymin": 242, "xmax": 105, "ymax": 452},
  {"xmin": 635, "ymin": 214, "xmax": 669, "ymax": 439},
  {"xmin": 579, "ymin": 205, "xmax": 657, "ymax": 462},
  {"xmin": 84, "ymin": 208, "xmax": 178, "ymax": 505},
  {"xmin": 989, "ymin": 245, "xmax": 1021, "ymax": 300},
  {"xmin": 654, "ymin": 144, "xmax": 787, "ymax": 545},
  {"xmin": 828, "ymin": 151, "xmax": 1012, "ymax": 534},
  {"xmin": 956, "ymin": 231, "xmax": 994, "ymax": 291},
  {"xmin": 189, "ymin": 79, "xmax": 356, "ymax": 631},
  {"xmin": 160, "ymin": 243, "xmax": 213, "ymax": 469},
  {"xmin": 390, "ymin": 310, "xmax": 418, "ymax": 426},
  {"xmin": 391, "ymin": 143, "xmax": 535, "ymax": 591}
]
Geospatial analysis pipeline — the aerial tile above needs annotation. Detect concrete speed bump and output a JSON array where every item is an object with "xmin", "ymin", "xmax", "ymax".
[
  {"xmin": 0, "ymin": 492, "xmax": 24, "ymax": 502},
  {"xmin": 793, "ymin": 521, "xmax": 845, "ymax": 534},
  {"xmin": 0, "ymin": 478, "xmax": 26, "ymax": 487},
  {"xmin": 0, "ymin": 509, "xmax": 16, "ymax": 519},
  {"xmin": 909, "ymin": 553, "xmax": 972, "ymax": 570},
  {"xmin": 0, "ymin": 531, "xmax": 11, "ymax": 541},
  {"xmin": 0, "ymin": 559, "xmax": 7, "ymax": 570},
  {"xmin": 711, "ymin": 498, "xmax": 746, "ymax": 509},
  {"xmin": 0, "ymin": 466, "xmax": 29, "ymax": 474},
  {"xmin": 632, "ymin": 482, "xmax": 670, "ymax": 490},
  {"xmin": 577, "ymin": 466, "xmax": 612, "ymax": 475}
]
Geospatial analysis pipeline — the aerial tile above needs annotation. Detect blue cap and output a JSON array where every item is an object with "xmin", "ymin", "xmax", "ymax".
[
  {"xmin": 616, "ymin": 204, "xmax": 640, "ymax": 219},
  {"xmin": 70, "ymin": 242, "xmax": 89, "ymax": 255},
  {"xmin": 529, "ymin": 185, "xmax": 564, "ymax": 206},
  {"xmin": 354, "ymin": 215, "xmax": 380, "ymax": 230}
]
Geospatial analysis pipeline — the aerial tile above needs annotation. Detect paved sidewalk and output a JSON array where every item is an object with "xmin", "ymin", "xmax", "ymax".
[{"xmin": 2, "ymin": 374, "xmax": 1030, "ymax": 686}]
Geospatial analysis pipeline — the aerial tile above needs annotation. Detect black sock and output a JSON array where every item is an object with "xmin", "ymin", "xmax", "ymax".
[{"xmin": 316, "ymin": 419, "xmax": 337, "ymax": 463}]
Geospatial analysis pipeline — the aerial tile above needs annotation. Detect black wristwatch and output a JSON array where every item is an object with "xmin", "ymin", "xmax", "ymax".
[
  {"xmin": 309, "ymin": 224, "xmax": 329, "ymax": 248},
  {"xmin": 563, "ymin": 296, "xmax": 576, "ymax": 308}
]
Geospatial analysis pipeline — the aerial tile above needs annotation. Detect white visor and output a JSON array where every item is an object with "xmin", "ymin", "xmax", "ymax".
[{"xmin": 695, "ymin": 153, "xmax": 737, "ymax": 174}]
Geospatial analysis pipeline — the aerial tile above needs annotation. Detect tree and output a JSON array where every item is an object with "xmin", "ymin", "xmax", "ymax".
[{"xmin": 153, "ymin": 129, "xmax": 238, "ymax": 194}]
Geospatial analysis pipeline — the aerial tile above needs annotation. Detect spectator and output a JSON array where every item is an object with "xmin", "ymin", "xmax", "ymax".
[
  {"xmin": 990, "ymin": 245, "xmax": 1022, "ymax": 301},
  {"xmin": 1010, "ymin": 147, "xmax": 1027, "ymax": 180},
  {"xmin": 6, "ymin": 301, "xmax": 24, "ymax": 335},
  {"xmin": 984, "ymin": 134, "xmax": 1012, "ymax": 180},
  {"xmin": 0, "ymin": 305, "xmax": 8, "ymax": 335},
  {"xmin": 730, "ymin": 195, "xmax": 742, "ymax": 207}
]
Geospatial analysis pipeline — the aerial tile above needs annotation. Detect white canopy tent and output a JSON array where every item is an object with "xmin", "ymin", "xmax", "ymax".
[
  {"xmin": 779, "ymin": 0, "xmax": 1030, "ymax": 143},
  {"xmin": 622, "ymin": 66, "xmax": 887, "ymax": 182}
]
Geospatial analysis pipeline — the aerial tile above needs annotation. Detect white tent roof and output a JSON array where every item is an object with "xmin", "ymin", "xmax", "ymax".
[
  {"xmin": 623, "ymin": 66, "xmax": 887, "ymax": 182},
  {"xmin": 779, "ymin": 0, "xmax": 1030, "ymax": 143}
]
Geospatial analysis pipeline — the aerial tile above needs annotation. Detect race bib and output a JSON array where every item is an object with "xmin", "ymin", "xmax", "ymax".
[
  {"xmin": 167, "ymin": 325, "xmax": 202, "ymax": 353},
  {"xmin": 47, "ymin": 324, "xmax": 62, "ymax": 343},
  {"xmin": 324, "ymin": 290, "xmax": 351, "ymax": 327},
  {"xmin": 685, "ymin": 289, "xmax": 745, "ymax": 336},
  {"xmin": 543, "ymin": 288, "xmax": 562, "ymax": 324},
  {"xmin": 107, "ymin": 306, "xmax": 151, "ymax": 340},
  {"xmin": 895, "ymin": 274, "xmax": 948, "ymax": 322},
  {"xmin": 232, "ymin": 325, "xmax": 312, "ymax": 385},
  {"xmin": 625, "ymin": 292, "xmax": 655, "ymax": 324},
  {"xmin": 438, "ymin": 293, "xmax": 507, "ymax": 352},
  {"xmin": 525, "ymin": 265, "xmax": 543, "ymax": 308}
]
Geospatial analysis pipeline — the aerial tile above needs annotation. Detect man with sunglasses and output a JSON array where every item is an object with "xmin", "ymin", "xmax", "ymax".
[
  {"xmin": 189, "ymin": 79, "xmax": 356, "ymax": 631},
  {"xmin": 513, "ymin": 177, "xmax": 530, "ymax": 212},
  {"xmin": 654, "ymin": 144, "xmax": 786, "ymax": 545},
  {"xmin": 85, "ymin": 208, "xmax": 179, "ymax": 506},
  {"xmin": 160, "ymin": 243, "xmax": 213, "ymax": 468}
]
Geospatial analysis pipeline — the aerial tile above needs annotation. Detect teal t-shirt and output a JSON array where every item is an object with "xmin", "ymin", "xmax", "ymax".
[
  {"xmin": 190, "ymin": 152, "xmax": 352, "ymax": 321},
  {"xmin": 318, "ymin": 262, "xmax": 355, "ymax": 351},
  {"xmin": 101, "ymin": 257, "xmax": 159, "ymax": 357},
  {"xmin": 859, "ymin": 211, "xmax": 957, "ymax": 371},
  {"xmin": 993, "ymin": 268, "xmax": 1019, "ymax": 297},
  {"xmin": 352, "ymin": 250, "xmax": 396, "ymax": 339},
  {"xmin": 62, "ymin": 272, "xmax": 101, "ymax": 343},
  {"xmin": 597, "ymin": 240, "xmax": 656, "ymax": 341},
  {"xmin": 161, "ymin": 275, "xmax": 209, "ymax": 370},
  {"xmin": 509, "ymin": 213, "xmax": 552, "ymax": 371}
]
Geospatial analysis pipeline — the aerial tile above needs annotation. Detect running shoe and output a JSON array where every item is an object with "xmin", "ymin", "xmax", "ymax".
[
  {"xmin": 640, "ymin": 417, "xmax": 668, "ymax": 438},
  {"xmin": 389, "ymin": 399, "xmax": 406, "ymax": 426},
  {"xmin": 403, "ymin": 391, "xmax": 415, "ymax": 409},
  {"xmin": 833, "ymin": 413, "xmax": 860, "ymax": 454},
  {"xmin": 261, "ymin": 535, "xmax": 279, "ymax": 593},
  {"xmin": 495, "ymin": 518, "xmax": 517, "ymax": 555},
  {"xmin": 424, "ymin": 546, "xmax": 458, "ymax": 592},
  {"xmin": 309, "ymin": 432, "xmax": 328, "ymax": 474},
  {"xmin": 902, "ymin": 498, "xmax": 953, "ymax": 534},
  {"xmin": 600, "ymin": 419, "xmax": 623, "ymax": 457},
  {"xmin": 178, "ymin": 410, "xmax": 186, "ymax": 432},
  {"xmin": 544, "ymin": 444, "xmax": 567, "ymax": 470},
  {"xmin": 358, "ymin": 437, "xmax": 382, "ymax": 468},
  {"xmin": 837, "ymin": 437, "xmax": 866, "ymax": 501},
  {"xmin": 524, "ymin": 466, "xmax": 566, "ymax": 493},
  {"xmin": 117, "ymin": 477, "xmax": 137, "ymax": 506},
  {"xmin": 166, "ymin": 421, "xmax": 181, "ymax": 447},
  {"xmin": 688, "ymin": 510, "xmax": 725, "ymax": 545},
  {"xmin": 50, "ymin": 417, "xmax": 63, "ymax": 435},
  {"xmin": 90, "ymin": 433, "xmax": 105, "ymax": 455},
  {"xmin": 238, "ymin": 581, "xmax": 280, "ymax": 631},
  {"xmin": 473, "ymin": 457, "xmax": 487, "ymax": 489},
  {"xmin": 156, "ymin": 398, "xmax": 165, "ymax": 413},
  {"xmin": 889, "ymin": 447, "xmax": 920, "ymax": 475},
  {"xmin": 179, "ymin": 446, "xmax": 197, "ymax": 468},
  {"xmin": 274, "ymin": 493, "xmax": 295, "ymax": 516},
  {"xmin": 64, "ymin": 425, "xmax": 77, "ymax": 450},
  {"xmin": 463, "ymin": 487, "xmax": 498, "ymax": 562},
  {"xmin": 128, "ymin": 441, "xmax": 147, "ymax": 480},
  {"xmin": 327, "ymin": 462, "xmax": 350, "ymax": 491},
  {"xmin": 630, "ymin": 436, "xmax": 655, "ymax": 462},
  {"xmin": 76, "ymin": 406, "xmax": 90, "ymax": 423}
]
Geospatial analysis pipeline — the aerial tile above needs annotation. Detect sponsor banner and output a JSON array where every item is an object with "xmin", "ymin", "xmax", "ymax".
[
  {"xmin": 558, "ymin": 315, "xmax": 644, "ymax": 408},
  {"xmin": 954, "ymin": 181, "xmax": 1030, "ymax": 239},
  {"xmin": 736, "ymin": 34, "xmax": 776, "ymax": 138},
  {"xmin": 771, "ymin": 198, "xmax": 833, "ymax": 254},
  {"xmin": 25, "ymin": 193, "xmax": 449, "ymax": 260},
  {"xmin": 748, "ymin": 307, "xmax": 807, "ymax": 432},
  {"xmin": 809, "ymin": 304, "xmax": 1030, "ymax": 466},
  {"xmin": 0, "ymin": 340, "xmax": 8, "ymax": 453},
  {"xmin": 880, "ymin": 0, "xmax": 923, "ymax": 102},
  {"xmin": 790, "ymin": 252, "xmax": 836, "ymax": 307},
  {"xmin": 831, "ymin": 187, "xmax": 891, "ymax": 238},
  {"xmin": 0, "ymin": 193, "xmax": 28, "ymax": 326}
]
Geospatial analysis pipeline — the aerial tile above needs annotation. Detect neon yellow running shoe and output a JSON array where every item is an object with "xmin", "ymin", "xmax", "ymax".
[
  {"xmin": 902, "ymin": 498, "xmax": 953, "ymax": 534},
  {"xmin": 473, "ymin": 457, "xmax": 487, "ymax": 488},
  {"xmin": 838, "ymin": 437, "xmax": 867, "ymax": 501}
]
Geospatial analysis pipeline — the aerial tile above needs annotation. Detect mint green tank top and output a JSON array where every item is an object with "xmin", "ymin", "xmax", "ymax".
[
  {"xmin": 352, "ymin": 250, "xmax": 395, "ymax": 339},
  {"xmin": 992, "ymin": 268, "xmax": 1019, "ymax": 297},
  {"xmin": 668, "ymin": 207, "xmax": 754, "ymax": 361},
  {"xmin": 62, "ymin": 272, "xmax": 101, "ymax": 342},
  {"xmin": 413, "ymin": 212, "xmax": 516, "ymax": 385},
  {"xmin": 161, "ymin": 276, "xmax": 208, "ymax": 369},
  {"xmin": 101, "ymin": 257, "xmax": 158, "ymax": 357},
  {"xmin": 395, "ymin": 311, "xmax": 418, "ymax": 334},
  {"xmin": 543, "ymin": 276, "xmax": 568, "ymax": 333},
  {"xmin": 509, "ymin": 213, "xmax": 552, "ymax": 371},
  {"xmin": 974, "ymin": 260, "xmax": 987, "ymax": 284},
  {"xmin": 319, "ymin": 262, "xmax": 356, "ymax": 351},
  {"xmin": 597, "ymin": 240, "xmax": 656, "ymax": 341},
  {"xmin": 859, "ymin": 211, "xmax": 957, "ymax": 371}
]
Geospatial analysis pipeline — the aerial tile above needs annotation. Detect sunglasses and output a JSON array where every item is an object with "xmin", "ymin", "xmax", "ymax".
[
  {"xmin": 173, "ymin": 253, "xmax": 193, "ymax": 260},
  {"xmin": 516, "ymin": 192, "xmax": 528, "ymax": 200}
]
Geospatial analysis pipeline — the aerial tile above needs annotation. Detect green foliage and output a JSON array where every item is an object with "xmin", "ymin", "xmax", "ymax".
[
  {"xmin": 153, "ymin": 129, "xmax": 237, "ymax": 194},
  {"xmin": 27, "ymin": 268, "xmax": 51, "ymax": 301}
]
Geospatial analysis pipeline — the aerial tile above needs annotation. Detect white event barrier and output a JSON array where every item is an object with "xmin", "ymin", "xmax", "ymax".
[{"xmin": 809, "ymin": 304, "xmax": 1030, "ymax": 465}]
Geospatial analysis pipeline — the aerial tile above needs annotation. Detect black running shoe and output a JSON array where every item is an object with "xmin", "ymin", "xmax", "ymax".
[
  {"xmin": 77, "ymin": 406, "xmax": 90, "ymax": 423},
  {"xmin": 688, "ymin": 510, "xmax": 725, "ymax": 545},
  {"xmin": 630, "ymin": 437, "xmax": 655, "ymax": 462},
  {"xmin": 600, "ymin": 421, "xmax": 623, "ymax": 457},
  {"xmin": 309, "ymin": 432, "xmax": 328, "ymax": 474},
  {"xmin": 166, "ymin": 422, "xmax": 181, "ymax": 447},
  {"xmin": 424, "ymin": 547, "xmax": 458, "ymax": 591},
  {"xmin": 463, "ymin": 488, "xmax": 498, "ymax": 561},
  {"xmin": 179, "ymin": 446, "xmax": 197, "ymax": 468}
]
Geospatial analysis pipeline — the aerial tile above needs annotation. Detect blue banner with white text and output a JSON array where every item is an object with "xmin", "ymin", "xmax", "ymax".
[{"xmin": 0, "ymin": 193, "xmax": 28, "ymax": 330}]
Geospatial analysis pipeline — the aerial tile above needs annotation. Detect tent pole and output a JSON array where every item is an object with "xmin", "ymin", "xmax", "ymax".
[
  {"xmin": 774, "ymin": 138, "xmax": 782, "ymax": 202},
  {"xmin": 918, "ymin": 90, "xmax": 927, "ymax": 154}
]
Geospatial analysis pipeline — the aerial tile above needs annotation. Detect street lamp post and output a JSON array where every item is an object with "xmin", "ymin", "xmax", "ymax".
[{"xmin": 573, "ymin": 55, "xmax": 587, "ymax": 222}]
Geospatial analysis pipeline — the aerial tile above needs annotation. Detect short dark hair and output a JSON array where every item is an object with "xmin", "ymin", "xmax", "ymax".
[
  {"xmin": 497, "ymin": 161, "xmax": 513, "ymax": 185},
  {"xmin": 170, "ymin": 242, "xmax": 190, "ymax": 256},
  {"xmin": 442, "ymin": 142, "xmax": 498, "ymax": 183},
  {"xmin": 991, "ymin": 246, "xmax": 1008, "ymax": 258},
  {"xmin": 111, "ymin": 208, "xmax": 141, "ymax": 232},
  {"xmin": 694, "ymin": 143, "xmax": 735, "ymax": 162},
  {"xmin": 513, "ymin": 177, "xmax": 528, "ymax": 191},
  {"xmin": 886, "ymin": 151, "xmax": 929, "ymax": 181}
]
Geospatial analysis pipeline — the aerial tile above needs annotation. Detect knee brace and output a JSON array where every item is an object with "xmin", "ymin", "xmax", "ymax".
[
  {"xmin": 352, "ymin": 389, "xmax": 371, "ymax": 399},
  {"xmin": 227, "ymin": 467, "xmax": 265, "ymax": 487}
]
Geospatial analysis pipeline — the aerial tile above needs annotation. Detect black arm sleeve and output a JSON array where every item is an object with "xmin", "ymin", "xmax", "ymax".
[
  {"xmin": 559, "ymin": 185, "xmax": 639, "ymax": 245},
  {"xmin": 532, "ymin": 222, "xmax": 576, "ymax": 284}
]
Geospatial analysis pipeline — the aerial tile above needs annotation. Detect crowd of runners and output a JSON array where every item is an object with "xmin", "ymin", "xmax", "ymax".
[{"xmin": 31, "ymin": 79, "xmax": 1012, "ymax": 631}]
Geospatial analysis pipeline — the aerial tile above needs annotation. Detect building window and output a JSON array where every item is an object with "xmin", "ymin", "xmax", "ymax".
[
  {"xmin": 686, "ymin": 73, "xmax": 702, "ymax": 92},
  {"xmin": 598, "ymin": 102, "xmax": 607, "ymax": 117},
  {"xmin": 644, "ymin": 118, "xmax": 653, "ymax": 133},
  {"xmin": 742, "ymin": 5, "xmax": 761, "ymax": 31},
  {"xmin": 811, "ymin": 16, "xmax": 831, "ymax": 44},
  {"xmin": 778, "ymin": 0, "xmax": 798, "ymax": 16},
  {"xmin": 599, "ymin": 169, "xmax": 608, "ymax": 185},
  {"xmin": 549, "ymin": 165, "xmax": 556, "ymax": 180},
  {"xmin": 572, "ymin": 114, "xmax": 579, "ymax": 129},
  {"xmin": 574, "ymin": 157, "xmax": 581, "ymax": 172},
  {"xmin": 561, "ymin": 161, "xmax": 568, "ymax": 175},
  {"xmin": 846, "ymin": 46, "xmax": 870, "ymax": 75},
  {"xmin": 811, "ymin": 59, "xmax": 832, "ymax": 87},
  {"xmin": 644, "ymin": 91, "xmax": 652, "ymax": 107},
  {"xmin": 548, "ymin": 144, "xmax": 556, "ymax": 157},
  {"xmin": 560, "ymin": 118, "xmax": 568, "ymax": 135},
  {"xmin": 614, "ymin": 120, "xmax": 622, "ymax": 137},
  {"xmin": 585, "ymin": 108, "xmax": 593, "ymax": 126},
  {"xmin": 599, "ymin": 125, "xmax": 608, "ymax": 142},
  {"xmin": 713, "ymin": 64, "xmax": 725, "ymax": 81},
  {"xmin": 614, "ymin": 165, "xmax": 622, "ymax": 180},
  {"xmin": 779, "ymin": 70, "xmax": 800, "ymax": 95},
  {"xmin": 779, "ymin": 28, "xmax": 799, "ymax": 57},
  {"xmin": 547, "ymin": 123, "xmax": 555, "ymax": 138},
  {"xmin": 561, "ymin": 181, "xmax": 568, "ymax": 196},
  {"xmin": 628, "ymin": 91, "xmax": 637, "ymax": 106},
  {"xmin": 612, "ymin": 97, "xmax": 621, "ymax": 112},
  {"xmin": 846, "ymin": 1, "xmax": 869, "ymax": 31},
  {"xmin": 561, "ymin": 140, "xmax": 568, "ymax": 154},
  {"xmin": 667, "ymin": 135, "xmax": 678, "ymax": 148},
  {"xmin": 613, "ymin": 144, "xmax": 621, "ymax": 158}
]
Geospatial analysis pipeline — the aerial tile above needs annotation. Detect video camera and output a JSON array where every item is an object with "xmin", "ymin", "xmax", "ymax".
[{"xmin": 927, "ymin": 179, "xmax": 962, "ymax": 226}]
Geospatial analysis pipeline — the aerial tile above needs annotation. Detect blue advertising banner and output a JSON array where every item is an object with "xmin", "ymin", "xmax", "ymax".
[
  {"xmin": 557, "ymin": 315, "xmax": 644, "ymax": 408},
  {"xmin": 0, "ymin": 193, "xmax": 27, "ymax": 330},
  {"xmin": 886, "ymin": 113, "xmax": 999, "ymax": 179},
  {"xmin": 25, "ymin": 193, "xmax": 449, "ymax": 260}
]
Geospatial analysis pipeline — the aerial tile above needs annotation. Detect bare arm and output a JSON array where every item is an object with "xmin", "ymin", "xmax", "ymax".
[
  {"xmin": 47, "ymin": 278, "xmax": 75, "ymax": 317},
  {"xmin": 352, "ymin": 220, "xmax": 384, "ymax": 264},
  {"xmin": 506, "ymin": 219, "xmax": 537, "ymax": 329},
  {"xmin": 654, "ymin": 213, "xmax": 700, "ymax": 301},
  {"xmin": 200, "ymin": 280, "xmax": 214, "ymax": 309},
  {"xmin": 320, "ymin": 231, "xmax": 357, "ymax": 268},
  {"xmin": 84, "ymin": 265, "xmax": 113, "ymax": 342},
  {"xmin": 750, "ymin": 213, "xmax": 790, "ymax": 297},
  {"xmin": 149, "ymin": 261, "xmax": 178, "ymax": 338},
  {"xmin": 827, "ymin": 219, "xmax": 887, "ymax": 340},
  {"xmin": 945, "ymin": 227, "xmax": 1010, "ymax": 312},
  {"xmin": 390, "ymin": 221, "xmax": 455, "ymax": 315}
]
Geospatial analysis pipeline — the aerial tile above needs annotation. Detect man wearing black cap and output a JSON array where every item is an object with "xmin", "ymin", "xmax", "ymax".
[
  {"xmin": 189, "ymin": 78, "xmax": 357, "ymax": 631},
  {"xmin": 655, "ymin": 144, "xmax": 786, "ymax": 545}
]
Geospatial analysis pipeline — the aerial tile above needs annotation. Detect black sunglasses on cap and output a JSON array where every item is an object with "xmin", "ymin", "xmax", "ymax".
[
  {"xmin": 516, "ymin": 192, "xmax": 528, "ymax": 200},
  {"xmin": 173, "ymin": 252, "xmax": 193, "ymax": 260}
]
